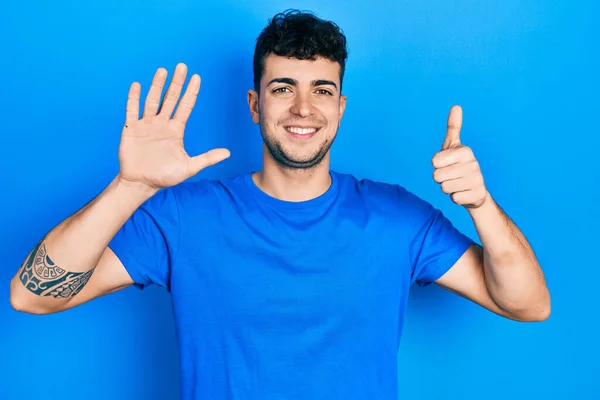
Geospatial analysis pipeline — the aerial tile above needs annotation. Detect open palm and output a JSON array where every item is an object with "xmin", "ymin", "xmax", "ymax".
[{"xmin": 118, "ymin": 63, "xmax": 230, "ymax": 191}]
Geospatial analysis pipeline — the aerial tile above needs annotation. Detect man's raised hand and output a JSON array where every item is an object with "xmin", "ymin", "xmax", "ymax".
[
  {"xmin": 432, "ymin": 105, "xmax": 489, "ymax": 209},
  {"xmin": 118, "ymin": 63, "xmax": 230, "ymax": 192}
]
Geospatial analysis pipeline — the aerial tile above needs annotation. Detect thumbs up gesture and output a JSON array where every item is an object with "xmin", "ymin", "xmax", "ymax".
[{"xmin": 431, "ymin": 106, "xmax": 489, "ymax": 209}]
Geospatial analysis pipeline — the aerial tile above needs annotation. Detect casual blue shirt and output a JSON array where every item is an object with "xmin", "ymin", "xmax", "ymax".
[{"xmin": 108, "ymin": 170, "xmax": 474, "ymax": 399}]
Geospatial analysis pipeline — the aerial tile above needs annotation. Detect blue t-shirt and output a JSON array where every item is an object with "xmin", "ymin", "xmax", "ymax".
[{"xmin": 108, "ymin": 170, "xmax": 474, "ymax": 400}]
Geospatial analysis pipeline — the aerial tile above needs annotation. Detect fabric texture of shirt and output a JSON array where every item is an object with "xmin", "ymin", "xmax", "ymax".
[{"xmin": 108, "ymin": 170, "xmax": 474, "ymax": 400}]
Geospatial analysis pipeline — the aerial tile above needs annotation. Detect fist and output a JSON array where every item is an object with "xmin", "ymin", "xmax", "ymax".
[{"xmin": 431, "ymin": 105, "xmax": 489, "ymax": 209}]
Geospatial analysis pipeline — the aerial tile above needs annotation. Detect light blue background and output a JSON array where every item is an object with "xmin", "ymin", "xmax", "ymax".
[{"xmin": 1, "ymin": 0, "xmax": 598, "ymax": 399}]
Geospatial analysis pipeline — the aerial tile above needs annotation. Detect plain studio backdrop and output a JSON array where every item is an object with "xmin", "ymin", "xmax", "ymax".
[{"xmin": 0, "ymin": 0, "xmax": 598, "ymax": 399}]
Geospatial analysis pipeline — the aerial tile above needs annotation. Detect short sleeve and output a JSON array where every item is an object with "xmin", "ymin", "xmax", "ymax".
[
  {"xmin": 108, "ymin": 187, "xmax": 180, "ymax": 291},
  {"xmin": 409, "ymin": 205, "xmax": 475, "ymax": 288}
]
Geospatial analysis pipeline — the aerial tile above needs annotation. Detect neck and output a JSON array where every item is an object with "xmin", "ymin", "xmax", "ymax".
[{"xmin": 252, "ymin": 153, "xmax": 332, "ymax": 202}]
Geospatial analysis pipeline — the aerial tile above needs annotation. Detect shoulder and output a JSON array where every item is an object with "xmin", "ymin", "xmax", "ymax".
[
  {"xmin": 169, "ymin": 172, "xmax": 249, "ymax": 209},
  {"xmin": 333, "ymin": 170, "xmax": 436, "ymax": 218}
]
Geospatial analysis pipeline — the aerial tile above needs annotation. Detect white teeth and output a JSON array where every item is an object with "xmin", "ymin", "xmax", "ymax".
[{"xmin": 287, "ymin": 127, "xmax": 317, "ymax": 135}]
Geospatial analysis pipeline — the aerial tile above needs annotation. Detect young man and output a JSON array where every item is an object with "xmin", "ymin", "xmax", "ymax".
[{"xmin": 10, "ymin": 9, "xmax": 550, "ymax": 400}]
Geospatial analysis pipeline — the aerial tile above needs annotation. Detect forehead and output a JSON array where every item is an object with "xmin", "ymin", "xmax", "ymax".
[{"xmin": 262, "ymin": 54, "xmax": 340, "ymax": 85}]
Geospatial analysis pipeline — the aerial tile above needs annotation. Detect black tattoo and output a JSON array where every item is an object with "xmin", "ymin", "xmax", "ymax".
[{"xmin": 19, "ymin": 241, "xmax": 95, "ymax": 299}]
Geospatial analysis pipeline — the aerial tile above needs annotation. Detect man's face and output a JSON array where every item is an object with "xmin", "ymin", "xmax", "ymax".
[{"xmin": 248, "ymin": 54, "xmax": 347, "ymax": 170}]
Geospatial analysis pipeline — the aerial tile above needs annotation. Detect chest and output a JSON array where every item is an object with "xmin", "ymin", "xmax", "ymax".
[{"xmin": 170, "ymin": 210, "xmax": 410, "ymax": 330}]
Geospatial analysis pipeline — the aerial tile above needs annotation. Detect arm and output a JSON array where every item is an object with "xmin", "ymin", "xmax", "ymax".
[
  {"xmin": 10, "ymin": 62, "xmax": 229, "ymax": 314},
  {"xmin": 9, "ymin": 176, "xmax": 157, "ymax": 314},
  {"xmin": 431, "ymin": 105, "xmax": 550, "ymax": 322},
  {"xmin": 435, "ymin": 194, "xmax": 550, "ymax": 322}
]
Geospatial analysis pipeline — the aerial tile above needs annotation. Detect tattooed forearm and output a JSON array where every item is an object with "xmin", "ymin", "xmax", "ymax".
[{"xmin": 19, "ymin": 241, "xmax": 95, "ymax": 299}]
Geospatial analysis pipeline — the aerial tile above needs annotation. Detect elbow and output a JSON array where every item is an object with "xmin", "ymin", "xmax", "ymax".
[
  {"xmin": 10, "ymin": 293, "xmax": 32, "ymax": 314},
  {"xmin": 533, "ymin": 294, "xmax": 552, "ymax": 322},
  {"xmin": 512, "ymin": 291, "xmax": 551, "ymax": 322},
  {"xmin": 9, "ymin": 277, "xmax": 25, "ymax": 312},
  {"xmin": 537, "ymin": 305, "xmax": 551, "ymax": 322},
  {"xmin": 518, "ymin": 302, "xmax": 550, "ymax": 322},
  {"xmin": 529, "ymin": 287, "xmax": 551, "ymax": 322},
  {"xmin": 9, "ymin": 278, "xmax": 51, "ymax": 315},
  {"xmin": 9, "ymin": 273, "xmax": 25, "ymax": 312},
  {"xmin": 9, "ymin": 291, "xmax": 32, "ymax": 314},
  {"xmin": 10, "ymin": 294, "xmax": 53, "ymax": 315}
]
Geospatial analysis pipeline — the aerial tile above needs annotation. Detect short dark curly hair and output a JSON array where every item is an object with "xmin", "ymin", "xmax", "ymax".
[{"xmin": 253, "ymin": 9, "xmax": 348, "ymax": 95}]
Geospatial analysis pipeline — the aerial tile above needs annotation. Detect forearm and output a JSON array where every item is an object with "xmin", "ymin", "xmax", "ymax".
[
  {"xmin": 468, "ymin": 192, "xmax": 550, "ymax": 320},
  {"xmin": 10, "ymin": 174, "xmax": 157, "ymax": 311}
]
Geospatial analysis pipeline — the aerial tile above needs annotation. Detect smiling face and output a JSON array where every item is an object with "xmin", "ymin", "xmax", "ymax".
[{"xmin": 248, "ymin": 54, "xmax": 347, "ymax": 170}]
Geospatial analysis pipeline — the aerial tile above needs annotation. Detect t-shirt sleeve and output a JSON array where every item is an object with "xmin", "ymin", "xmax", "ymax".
[
  {"xmin": 107, "ymin": 186, "xmax": 180, "ymax": 291},
  {"xmin": 407, "ymin": 195, "xmax": 475, "ymax": 288}
]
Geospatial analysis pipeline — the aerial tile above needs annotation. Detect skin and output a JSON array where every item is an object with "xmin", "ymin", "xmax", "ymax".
[
  {"xmin": 247, "ymin": 55, "xmax": 347, "ymax": 202},
  {"xmin": 11, "ymin": 57, "xmax": 550, "ymax": 322},
  {"xmin": 432, "ymin": 106, "xmax": 550, "ymax": 322},
  {"xmin": 9, "ymin": 63, "xmax": 230, "ymax": 313},
  {"xmin": 247, "ymin": 58, "xmax": 550, "ymax": 322}
]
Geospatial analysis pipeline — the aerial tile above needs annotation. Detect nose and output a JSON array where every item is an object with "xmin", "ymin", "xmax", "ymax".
[{"xmin": 289, "ymin": 93, "xmax": 315, "ymax": 118}]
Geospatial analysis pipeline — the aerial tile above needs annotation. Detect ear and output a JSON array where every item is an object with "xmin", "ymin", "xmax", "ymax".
[
  {"xmin": 247, "ymin": 89, "xmax": 260, "ymax": 124},
  {"xmin": 338, "ymin": 94, "xmax": 347, "ymax": 123}
]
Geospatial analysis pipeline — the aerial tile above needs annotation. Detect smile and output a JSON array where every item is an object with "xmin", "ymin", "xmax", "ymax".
[{"xmin": 285, "ymin": 126, "xmax": 319, "ymax": 135}]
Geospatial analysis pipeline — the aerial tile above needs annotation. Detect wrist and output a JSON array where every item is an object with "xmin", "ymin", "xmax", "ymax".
[
  {"xmin": 467, "ymin": 190, "xmax": 494, "ymax": 217},
  {"xmin": 113, "ymin": 174, "xmax": 159, "ymax": 203}
]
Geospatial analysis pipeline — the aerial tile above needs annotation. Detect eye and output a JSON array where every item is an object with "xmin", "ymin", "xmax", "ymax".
[
  {"xmin": 316, "ymin": 89, "xmax": 333, "ymax": 96},
  {"xmin": 272, "ymin": 87, "xmax": 291, "ymax": 93}
]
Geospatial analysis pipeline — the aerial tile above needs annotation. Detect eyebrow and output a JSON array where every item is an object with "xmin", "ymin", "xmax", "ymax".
[{"xmin": 267, "ymin": 77, "xmax": 338, "ymax": 90}]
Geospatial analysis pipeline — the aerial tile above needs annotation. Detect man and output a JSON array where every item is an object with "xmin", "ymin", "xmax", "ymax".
[{"xmin": 10, "ymin": 9, "xmax": 550, "ymax": 400}]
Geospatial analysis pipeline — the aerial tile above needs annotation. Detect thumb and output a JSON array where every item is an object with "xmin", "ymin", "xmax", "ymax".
[
  {"xmin": 442, "ymin": 105, "xmax": 462, "ymax": 150},
  {"xmin": 188, "ymin": 148, "xmax": 231, "ymax": 175}
]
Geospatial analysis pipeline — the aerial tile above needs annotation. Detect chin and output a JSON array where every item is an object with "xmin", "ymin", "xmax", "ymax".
[
  {"xmin": 260, "ymin": 124, "xmax": 336, "ymax": 168},
  {"xmin": 271, "ymin": 146, "xmax": 331, "ymax": 170}
]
